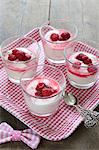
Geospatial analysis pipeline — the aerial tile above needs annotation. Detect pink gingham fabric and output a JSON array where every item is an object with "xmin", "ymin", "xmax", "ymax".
[
  {"xmin": 0, "ymin": 28, "xmax": 99, "ymax": 141},
  {"xmin": 0, "ymin": 122, "xmax": 40, "ymax": 149}
]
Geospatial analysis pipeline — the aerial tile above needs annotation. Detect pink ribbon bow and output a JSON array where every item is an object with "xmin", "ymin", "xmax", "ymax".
[{"xmin": 0, "ymin": 122, "xmax": 40, "ymax": 149}]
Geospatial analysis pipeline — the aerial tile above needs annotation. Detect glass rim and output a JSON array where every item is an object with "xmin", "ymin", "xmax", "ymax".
[
  {"xmin": 20, "ymin": 64, "xmax": 66, "ymax": 99},
  {"xmin": 1, "ymin": 35, "xmax": 40, "ymax": 64},
  {"xmin": 39, "ymin": 21, "xmax": 78, "ymax": 44},
  {"xmin": 64, "ymin": 40, "xmax": 99, "ymax": 68}
]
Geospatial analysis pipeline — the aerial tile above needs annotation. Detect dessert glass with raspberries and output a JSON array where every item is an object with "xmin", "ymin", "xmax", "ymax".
[
  {"xmin": 64, "ymin": 40, "xmax": 99, "ymax": 89},
  {"xmin": 1, "ymin": 36, "xmax": 40, "ymax": 84},
  {"xmin": 20, "ymin": 64, "xmax": 66, "ymax": 117},
  {"xmin": 39, "ymin": 20, "xmax": 77, "ymax": 64}
]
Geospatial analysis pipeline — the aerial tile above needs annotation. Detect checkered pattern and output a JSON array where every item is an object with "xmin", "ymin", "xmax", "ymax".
[
  {"xmin": 0, "ymin": 28, "xmax": 99, "ymax": 141},
  {"xmin": 0, "ymin": 122, "xmax": 40, "ymax": 149}
]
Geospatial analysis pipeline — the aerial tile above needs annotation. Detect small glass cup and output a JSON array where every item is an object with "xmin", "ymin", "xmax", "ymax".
[
  {"xmin": 64, "ymin": 40, "xmax": 99, "ymax": 89},
  {"xmin": 20, "ymin": 64, "xmax": 66, "ymax": 117},
  {"xmin": 39, "ymin": 19, "xmax": 77, "ymax": 64},
  {"xmin": 1, "ymin": 36, "xmax": 40, "ymax": 84}
]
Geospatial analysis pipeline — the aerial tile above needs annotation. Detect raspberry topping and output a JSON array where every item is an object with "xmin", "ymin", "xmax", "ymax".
[
  {"xmin": 36, "ymin": 83, "xmax": 46, "ymax": 91},
  {"xmin": 81, "ymin": 55, "xmax": 88, "ymax": 60},
  {"xmin": 87, "ymin": 66, "xmax": 97, "ymax": 74},
  {"xmin": 12, "ymin": 49, "xmax": 19, "ymax": 55},
  {"xmin": 83, "ymin": 58, "xmax": 92, "ymax": 65},
  {"xmin": 35, "ymin": 82, "xmax": 57, "ymax": 97},
  {"xmin": 15, "ymin": 51, "xmax": 25, "ymax": 61},
  {"xmin": 35, "ymin": 91, "xmax": 42, "ymax": 97},
  {"xmin": 76, "ymin": 53, "xmax": 85, "ymax": 61},
  {"xmin": 50, "ymin": 33, "xmax": 59, "ymax": 41},
  {"xmin": 22, "ymin": 54, "xmax": 31, "ymax": 61},
  {"xmin": 72, "ymin": 62, "xmax": 81, "ymax": 69},
  {"xmin": 8, "ymin": 49, "xmax": 31, "ymax": 61},
  {"xmin": 76, "ymin": 53, "xmax": 92, "ymax": 65},
  {"xmin": 8, "ymin": 54, "xmax": 17, "ymax": 61},
  {"xmin": 42, "ymin": 88, "xmax": 53, "ymax": 97},
  {"xmin": 60, "ymin": 32, "xmax": 70, "ymax": 41}
]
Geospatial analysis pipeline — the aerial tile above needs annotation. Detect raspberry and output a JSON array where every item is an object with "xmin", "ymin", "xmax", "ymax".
[
  {"xmin": 35, "ymin": 82, "xmax": 58, "ymax": 97},
  {"xmin": 76, "ymin": 53, "xmax": 85, "ymax": 61},
  {"xmin": 36, "ymin": 83, "xmax": 46, "ymax": 91},
  {"xmin": 81, "ymin": 55, "xmax": 88, "ymax": 60},
  {"xmin": 12, "ymin": 49, "xmax": 19, "ymax": 55},
  {"xmin": 72, "ymin": 62, "xmax": 81, "ymax": 69},
  {"xmin": 83, "ymin": 58, "xmax": 92, "ymax": 65},
  {"xmin": 12, "ymin": 49, "xmax": 31, "ymax": 61},
  {"xmin": 35, "ymin": 91, "xmax": 42, "ymax": 97},
  {"xmin": 22, "ymin": 54, "xmax": 31, "ymax": 61},
  {"xmin": 60, "ymin": 32, "xmax": 70, "ymax": 41},
  {"xmin": 87, "ymin": 66, "xmax": 97, "ymax": 74},
  {"xmin": 15, "ymin": 51, "xmax": 26, "ymax": 61},
  {"xmin": 42, "ymin": 88, "xmax": 53, "ymax": 97},
  {"xmin": 25, "ymin": 54, "xmax": 31, "ymax": 60},
  {"xmin": 53, "ymin": 90, "xmax": 57, "ymax": 94},
  {"xmin": 8, "ymin": 54, "xmax": 17, "ymax": 61},
  {"xmin": 50, "ymin": 33, "xmax": 59, "ymax": 41}
]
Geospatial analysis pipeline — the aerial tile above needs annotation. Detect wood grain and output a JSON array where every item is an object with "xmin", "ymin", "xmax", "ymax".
[
  {"xmin": 80, "ymin": 0, "xmax": 99, "ymax": 41},
  {"xmin": 0, "ymin": 0, "xmax": 50, "ymax": 43},
  {"xmin": 0, "ymin": 0, "xmax": 99, "ymax": 150}
]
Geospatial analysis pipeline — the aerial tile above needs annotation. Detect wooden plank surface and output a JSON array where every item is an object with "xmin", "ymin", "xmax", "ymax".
[
  {"xmin": 0, "ymin": 0, "xmax": 50, "ymax": 43},
  {"xmin": 0, "ymin": 0, "xmax": 99, "ymax": 150},
  {"xmin": 80, "ymin": 0, "xmax": 99, "ymax": 41}
]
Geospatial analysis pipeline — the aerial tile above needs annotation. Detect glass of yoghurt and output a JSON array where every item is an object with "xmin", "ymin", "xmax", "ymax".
[
  {"xmin": 20, "ymin": 64, "xmax": 66, "ymax": 117},
  {"xmin": 1, "ymin": 36, "xmax": 40, "ymax": 84},
  {"xmin": 39, "ymin": 19, "xmax": 77, "ymax": 64},
  {"xmin": 64, "ymin": 40, "xmax": 99, "ymax": 89}
]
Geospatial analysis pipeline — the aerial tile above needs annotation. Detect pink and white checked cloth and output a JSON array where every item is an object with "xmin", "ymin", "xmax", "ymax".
[
  {"xmin": 0, "ymin": 122, "xmax": 40, "ymax": 149},
  {"xmin": 0, "ymin": 28, "xmax": 99, "ymax": 142}
]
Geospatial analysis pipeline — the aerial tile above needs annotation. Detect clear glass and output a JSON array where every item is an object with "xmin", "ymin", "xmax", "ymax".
[
  {"xmin": 1, "ymin": 36, "xmax": 40, "ymax": 84},
  {"xmin": 39, "ymin": 19, "xmax": 78, "ymax": 64},
  {"xmin": 64, "ymin": 40, "xmax": 99, "ymax": 89},
  {"xmin": 20, "ymin": 64, "xmax": 66, "ymax": 117}
]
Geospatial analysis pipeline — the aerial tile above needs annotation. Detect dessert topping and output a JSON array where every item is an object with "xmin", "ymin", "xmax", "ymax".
[
  {"xmin": 8, "ymin": 49, "xmax": 31, "ymax": 61},
  {"xmin": 60, "ymin": 32, "xmax": 70, "ymax": 41},
  {"xmin": 50, "ymin": 33, "xmax": 59, "ymax": 41},
  {"xmin": 8, "ymin": 54, "xmax": 17, "ymax": 61},
  {"xmin": 35, "ymin": 82, "xmax": 57, "ymax": 97}
]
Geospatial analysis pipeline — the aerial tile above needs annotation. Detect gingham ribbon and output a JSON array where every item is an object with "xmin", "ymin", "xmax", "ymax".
[{"xmin": 0, "ymin": 122, "xmax": 40, "ymax": 149}]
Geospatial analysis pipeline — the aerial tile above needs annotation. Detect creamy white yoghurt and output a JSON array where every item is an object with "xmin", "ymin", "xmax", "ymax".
[
  {"xmin": 43, "ymin": 30, "xmax": 70, "ymax": 63},
  {"xmin": 67, "ymin": 51, "xmax": 98, "ymax": 88},
  {"xmin": 24, "ymin": 78, "xmax": 62, "ymax": 116},
  {"xmin": 4, "ymin": 48, "xmax": 36, "ymax": 84}
]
